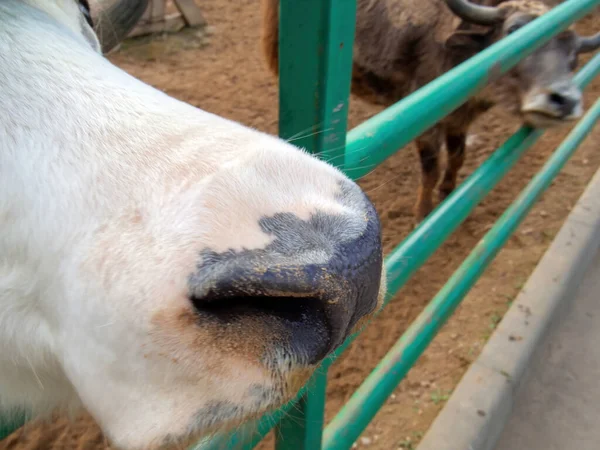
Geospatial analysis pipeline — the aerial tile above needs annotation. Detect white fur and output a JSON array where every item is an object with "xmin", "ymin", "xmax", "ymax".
[{"xmin": 0, "ymin": 1, "xmax": 379, "ymax": 448}]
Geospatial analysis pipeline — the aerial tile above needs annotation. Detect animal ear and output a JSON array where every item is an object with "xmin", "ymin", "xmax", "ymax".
[{"xmin": 445, "ymin": 30, "xmax": 490, "ymax": 52}]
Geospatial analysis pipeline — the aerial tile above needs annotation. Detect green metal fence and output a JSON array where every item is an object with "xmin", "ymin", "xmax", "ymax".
[
  {"xmin": 1, "ymin": 0, "xmax": 599, "ymax": 448},
  {"xmin": 194, "ymin": 0, "xmax": 600, "ymax": 449}
]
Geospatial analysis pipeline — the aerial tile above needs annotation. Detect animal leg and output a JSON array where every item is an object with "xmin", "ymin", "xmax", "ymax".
[
  {"xmin": 439, "ymin": 131, "xmax": 466, "ymax": 202},
  {"xmin": 414, "ymin": 127, "xmax": 442, "ymax": 222}
]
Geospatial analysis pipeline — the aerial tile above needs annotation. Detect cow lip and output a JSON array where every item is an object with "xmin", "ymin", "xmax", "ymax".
[
  {"xmin": 520, "ymin": 107, "xmax": 563, "ymax": 118},
  {"xmin": 521, "ymin": 106, "xmax": 582, "ymax": 122},
  {"xmin": 522, "ymin": 109, "xmax": 580, "ymax": 123},
  {"xmin": 521, "ymin": 110, "xmax": 577, "ymax": 129}
]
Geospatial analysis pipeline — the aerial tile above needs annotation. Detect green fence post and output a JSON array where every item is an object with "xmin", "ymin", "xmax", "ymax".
[
  {"xmin": 278, "ymin": 0, "xmax": 356, "ymax": 165},
  {"xmin": 0, "ymin": 412, "xmax": 27, "ymax": 442},
  {"xmin": 276, "ymin": 0, "xmax": 356, "ymax": 449}
]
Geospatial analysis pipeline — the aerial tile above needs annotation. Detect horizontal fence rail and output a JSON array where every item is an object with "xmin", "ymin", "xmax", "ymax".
[
  {"xmin": 343, "ymin": 0, "xmax": 600, "ymax": 179},
  {"xmin": 195, "ymin": 0, "xmax": 600, "ymax": 447},
  {"xmin": 323, "ymin": 55, "xmax": 600, "ymax": 449}
]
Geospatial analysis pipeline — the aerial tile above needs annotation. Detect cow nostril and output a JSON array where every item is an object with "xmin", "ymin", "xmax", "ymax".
[
  {"xmin": 188, "ymin": 186, "xmax": 383, "ymax": 366},
  {"xmin": 549, "ymin": 92, "xmax": 567, "ymax": 107},
  {"xmin": 191, "ymin": 294, "xmax": 332, "ymax": 365},
  {"xmin": 548, "ymin": 91, "xmax": 578, "ymax": 116}
]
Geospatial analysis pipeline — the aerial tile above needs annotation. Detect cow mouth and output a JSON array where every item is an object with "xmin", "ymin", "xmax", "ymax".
[{"xmin": 521, "ymin": 109, "xmax": 578, "ymax": 129}]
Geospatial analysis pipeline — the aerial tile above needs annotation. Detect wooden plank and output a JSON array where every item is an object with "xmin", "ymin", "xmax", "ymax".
[
  {"xmin": 173, "ymin": 0, "xmax": 205, "ymax": 26},
  {"xmin": 150, "ymin": 0, "xmax": 165, "ymax": 20},
  {"xmin": 126, "ymin": 0, "xmax": 205, "ymax": 38},
  {"xmin": 128, "ymin": 12, "xmax": 186, "ymax": 37},
  {"xmin": 137, "ymin": 0, "xmax": 152, "ymax": 24}
]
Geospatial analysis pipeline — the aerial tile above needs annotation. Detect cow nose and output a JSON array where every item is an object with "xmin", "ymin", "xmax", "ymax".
[
  {"xmin": 547, "ymin": 83, "xmax": 582, "ymax": 118},
  {"xmin": 188, "ymin": 185, "xmax": 383, "ymax": 366}
]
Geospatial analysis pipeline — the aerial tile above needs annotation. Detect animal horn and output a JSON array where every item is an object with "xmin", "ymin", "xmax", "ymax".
[
  {"xmin": 94, "ymin": 0, "xmax": 150, "ymax": 53},
  {"xmin": 444, "ymin": 0, "xmax": 505, "ymax": 26},
  {"xmin": 577, "ymin": 31, "xmax": 600, "ymax": 54}
]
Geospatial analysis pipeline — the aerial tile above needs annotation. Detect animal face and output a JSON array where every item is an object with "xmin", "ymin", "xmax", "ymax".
[
  {"xmin": 496, "ymin": 9, "xmax": 582, "ymax": 127},
  {"xmin": 0, "ymin": 1, "xmax": 385, "ymax": 449},
  {"xmin": 445, "ymin": 0, "xmax": 599, "ymax": 128}
]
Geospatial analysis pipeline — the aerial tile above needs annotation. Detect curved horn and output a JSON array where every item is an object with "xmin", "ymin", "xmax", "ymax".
[
  {"xmin": 445, "ymin": 0, "xmax": 505, "ymax": 26},
  {"xmin": 94, "ymin": 0, "xmax": 150, "ymax": 53},
  {"xmin": 577, "ymin": 31, "xmax": 600, "ymax": 54}
]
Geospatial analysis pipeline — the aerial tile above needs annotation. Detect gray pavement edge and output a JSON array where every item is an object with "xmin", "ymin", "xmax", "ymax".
[{"xmin": 416, "ymin": 166, "xmax": 600, "ymax": 450}]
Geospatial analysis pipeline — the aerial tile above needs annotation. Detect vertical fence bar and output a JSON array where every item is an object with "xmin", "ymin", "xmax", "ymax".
[
  {"xmin": 278, "ymin": 0, "xmax": 356, "ymax": 163},
  {"xmin": 276, "ymin": 0, "xmax": 356, "ymax": 449},
  {"xmin": 274, "ymin": 366, "xmax": 329, "ymax": 450}
]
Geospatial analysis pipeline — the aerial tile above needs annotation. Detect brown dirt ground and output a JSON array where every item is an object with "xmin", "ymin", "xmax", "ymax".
[{"xmin": 2, "ymin": 2, "xmax": 600, "ymax": 450}]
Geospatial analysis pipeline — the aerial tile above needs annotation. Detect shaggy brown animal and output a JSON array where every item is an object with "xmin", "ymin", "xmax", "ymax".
[{"xmin": 261, "ymin": 0, "xmax": 600, "ymax": 221}]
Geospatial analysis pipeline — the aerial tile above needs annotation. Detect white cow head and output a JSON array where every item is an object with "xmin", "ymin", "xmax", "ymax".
[{"xmin": 0, "ymin": 1, "xmax": 385, "ymax": 449}]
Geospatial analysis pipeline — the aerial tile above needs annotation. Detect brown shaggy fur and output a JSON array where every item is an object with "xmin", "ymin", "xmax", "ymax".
[{"xmin": 261, "ymin": 0, "xmax": 586, "ymax": 221}]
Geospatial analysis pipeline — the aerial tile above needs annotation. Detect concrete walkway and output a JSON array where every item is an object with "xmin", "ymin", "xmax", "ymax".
[{"xmin": 494, "ymin": 249, "xmax": 600, "ymax": 450}]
